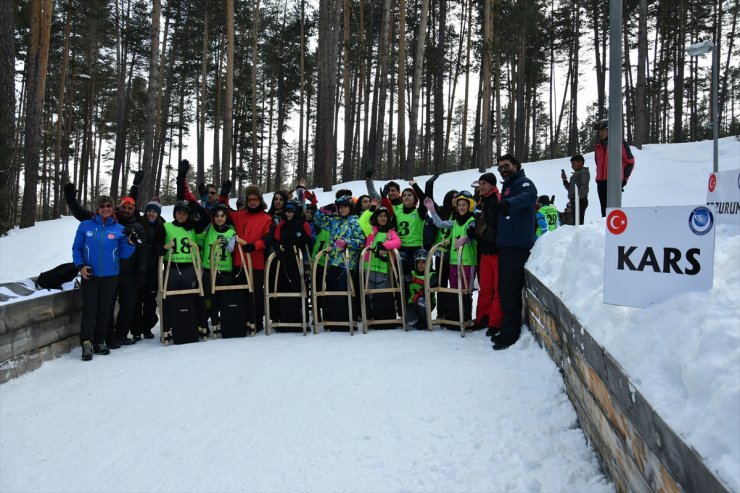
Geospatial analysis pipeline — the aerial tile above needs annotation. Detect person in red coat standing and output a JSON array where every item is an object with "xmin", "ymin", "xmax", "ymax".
[
  {"xmin": 593, "ymin": 119, "xmax": 635, "ymax": 217},
  {"xmin": 229, "ymin": 184, "xmax": 273, "ymax": 332}
]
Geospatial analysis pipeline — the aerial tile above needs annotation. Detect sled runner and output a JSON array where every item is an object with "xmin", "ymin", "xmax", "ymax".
[
  {"xmin": 209, "ymin": 242, "xmax": 255, "ymax": 338},
  {"xmin": 311, "ymin": 248, "xmax": 357, "ymax": 335},
  {"xmin": 264, "ymin": 246, "xmax": 310, "ymax": 335},
  {"xmin": 158, "ymin": 242, "xmax": 207, "ymax": 345},
  {"xmin": 424, "ymin": 241, "xmax": 473, "ymax": 337},
  {"xmin": 358, "ymin": 246, "xmax": 406, "ymax": 333}
]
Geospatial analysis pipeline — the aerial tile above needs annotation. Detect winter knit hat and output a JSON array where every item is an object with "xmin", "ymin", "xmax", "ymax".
[
  {"xmin": 144, "ymin": 198, "xmax": 162, "ymax": 215},
  {"xmin": 478, "ymin": 173, "xmax": 497, "ymax": 187}
]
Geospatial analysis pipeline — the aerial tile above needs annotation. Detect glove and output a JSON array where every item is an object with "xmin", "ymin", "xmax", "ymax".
[
  {"xmin": 454, "ymin": 237, "xmax": 470, "ymax": 249},
  {"xmin": 218, "ymin": 235, "xmax": 228, "ymax": 247},
  {"xmin": 275, "ymin": 246, "xmax": 289, "ymax": 263},
  {"xmin": 423, "ymin": 197, "xmax": 436, "ymax": 215},
  {"xmin": 197, "ymin": 182, "xmax": 207, "ymax": 197},
  {"xmin": 320, "ymin": 204, "xmax": 337, "ymax": 215},
  {"xmin": 334, "ymin": 239, "xmax": 347, "ymax": 251},
  {"xmin": 366, "ymin": 167, "xmax": 376, "ymax": 179},
  {"xmin": 63, "ymin": 183, "xmax": 77, "ymax": 203},
  {"xmin": 177, "ymin": 159, "xmax": 190, "ymax": 179},
  {"xmin": 380, "ymin": 184, "xmax": 388, "ymax": 199},
  {"xmin": 621, "ymin": 180, "xmax": 627, "ymax": 191},
  {"xmin": 220, "ymin": 180, "xmax": 232, "ymax": 196},
  {"xmin": 133, "ymin": 170, "xmax": 144, "ymax": 186},
  {"xmin": 376, "ymin": 242, "xmax": 387, "ymax": 251},
  {"xmin": 498, "ymin": 200, "xmax": 510, "ymax": 216},
  {"xmin": 242, "ymin": 243, "xmax": 256, "ymax": 253}
]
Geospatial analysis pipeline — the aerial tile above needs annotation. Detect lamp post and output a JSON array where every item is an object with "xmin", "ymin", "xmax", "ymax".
[{"xmin": 687, "ymin": 39, "xmax": 719, "ymax": 173}]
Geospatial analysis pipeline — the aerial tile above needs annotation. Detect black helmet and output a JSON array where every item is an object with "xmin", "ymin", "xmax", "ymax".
[
  {"xmin": 173, "ymin": 200, "xmax": 190, "ymax": 214},
  {"xmin": 285, "ymin": 199, "xmax": 301, "ymax": 212},
  {"xmin": 413, "ymin": 249, "xmax": 429, "ymax": 262}
]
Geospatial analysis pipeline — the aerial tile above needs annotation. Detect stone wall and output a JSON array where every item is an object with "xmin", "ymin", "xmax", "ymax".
[
  {"xmin": 524, "ymin": 270, "xmax": 730, "ymax": 493},
  {"xmin": 0, "ymin": 289, "xmax": 82, "ymax": 383}
]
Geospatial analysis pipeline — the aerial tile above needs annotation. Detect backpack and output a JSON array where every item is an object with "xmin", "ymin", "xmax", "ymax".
[{"xmin": 35, "ymin": 262, "xmax": 79, "ymax": 290}]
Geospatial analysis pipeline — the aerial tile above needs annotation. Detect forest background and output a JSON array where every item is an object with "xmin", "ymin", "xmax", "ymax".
[{"xmin": 0, "ymin": 0, "xmax": 738, "ymax": 234}]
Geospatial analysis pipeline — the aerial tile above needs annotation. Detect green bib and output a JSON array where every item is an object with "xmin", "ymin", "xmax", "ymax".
[
  {"xmin": 450, "ymin": 216, "xmax": 477, "ymax": 266},
  {"xmin": 311, "ymin": 228, "xmax": 331, "ymax": 267},
  {"xmin": 198, "ymin": 226, "xmax": 236, "ymax": 271},
  {"xmin": 164, "ymin": 223, "xmax": 198, "ymax": 263},
  {"xmin": 366, "ymin": 231, "xmax": 391, "ymax": 274},
  {"xmin": 396, "ymin": 208, "xmax": 424, "ymax": 247},
  {"xmin": 536, "ymin": 204, "xmax": 560, "ymax": 236}
]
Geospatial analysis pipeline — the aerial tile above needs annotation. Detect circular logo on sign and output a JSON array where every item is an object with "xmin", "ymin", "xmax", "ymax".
[
  {"xmin": 607, "ymin": 210, "xmax": 628, "ymax": 235},
  {"xmin": 107, "ymin": 233, "xmax": 116, "ymax": 239},
  {"xmin": 708, "ymin": 174, "xmax": 717, "ymax": 192},
  {"xmin": 688, "ymin": 206, "xmax": 714, "ymax": 235}
]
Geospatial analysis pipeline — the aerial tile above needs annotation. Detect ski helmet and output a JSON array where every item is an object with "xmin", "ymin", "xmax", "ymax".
[
  {"xmin": 173, "ymin": 200, "xmax": 191, "ymax": 215},
  {"xmin": 413, "ymin": 249, "xmax": 429, "ymax": 262}
]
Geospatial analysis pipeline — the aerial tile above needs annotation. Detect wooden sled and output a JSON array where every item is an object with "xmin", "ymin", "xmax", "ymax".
[
  {"xmin": 264, "ymin": 246, "xmax": 309, "ymax": 336},
  {"xmin": 209, "ymin": 241, "xmax": 255, "ymax": 338},
  {"xmin": 358, "ymin": 246, "xmax": 406, "ymax": 333},
  {"xmin": 424, "ymin": 241, "xmax": 473, "ymax": 337},
  {"xmin": 311, "ymin": 248, "xmax": 357, "ymax": 335},
  {"xmin": 158, "ymin": 242, "xmax": 206, "ymax": 345}
]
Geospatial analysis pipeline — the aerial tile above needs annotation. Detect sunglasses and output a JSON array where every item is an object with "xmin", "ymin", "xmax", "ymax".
[{"xmin": 208, "ymin": 191, "xmax": 217, "ymax": 196}]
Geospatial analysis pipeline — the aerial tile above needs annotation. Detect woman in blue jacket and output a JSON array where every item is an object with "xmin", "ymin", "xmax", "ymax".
[{"xmin": 72, "ymin": 195, "xmax": 136, "ymax": 360}]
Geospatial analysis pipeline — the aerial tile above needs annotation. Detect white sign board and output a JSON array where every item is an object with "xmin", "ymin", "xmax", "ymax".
[
  {"xmin": 604, "ymin": 206, "xmax": 715, "ymax": 308},
  {"xmin": 706, "ymin": 169, "xmax": 740, "ymax": 230}
]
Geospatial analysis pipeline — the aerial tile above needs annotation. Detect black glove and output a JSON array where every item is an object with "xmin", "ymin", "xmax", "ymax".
[
  {"xmin": 63, "ymin": 183, "xmax": 77, "ymax": 203},
  {"xmin": 220, "ymin": 180, "xmax": 232, "ymax": 197},
  {"xmin": 133, "ymin": 170, "xmax": 144, "ymax": 186},
  {"xmin": 380, "ymin": 184, "xmax": 388, "ymax": 199},
  {"xmin": 275, "ymin": 246, "xmax": 289, "ymax": 263},
  {"xmin": 177, "ymin": 159, "xmax": 190, "ymax": 179},
  {"xmin": 376, "ymin": 242, "xmax": 387, "ymax": 251},
  {"xmin": 242, "ymin": 243, "xmax": 256, "ymax": 253},
  {"xmin": 621, "ymin": 180, "xmax": 627, "ymax": 191},
  {"xmin": 197, "ymin": 182, "xmax": 207, "ymax": 197},
  {"xmin": 498, "ymin": 200, "xmax": 511, "ymax": 216},
  {"xmin": 366, "ymin": 167, "xmax": 376, "ymax": 179},
  {"xmin": 218, "ymin": 235, "xmax": 228, "ymax": 247}
]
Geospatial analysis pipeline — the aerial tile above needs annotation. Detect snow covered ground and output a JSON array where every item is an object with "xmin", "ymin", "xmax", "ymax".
[
  {"xmin": 0, "ymin": 136, "xmax": 738, "ymax": 492},
  {"xmin": 0, "ymin": 330, "xmax": 612, "ymax": 493}
]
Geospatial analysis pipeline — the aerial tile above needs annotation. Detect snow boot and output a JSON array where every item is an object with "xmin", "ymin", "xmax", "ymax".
[
  {"xmin": 93, "ymin": 343, "xmax": 110, "ymax": 355},
  {"xmin": 81, "ymin": 340, "xmax": 93, "ymax": 361}
]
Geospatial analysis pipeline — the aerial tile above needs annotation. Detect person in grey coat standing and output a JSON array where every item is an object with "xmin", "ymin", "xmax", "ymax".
[{"xmin": 561, "ymin": 154, "xmax": 590, "ymax": 225}]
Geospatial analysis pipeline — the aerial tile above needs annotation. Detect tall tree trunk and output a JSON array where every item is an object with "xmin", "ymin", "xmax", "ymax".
[
  {"xmin": 673, "ymin": 0, "xmax": 686, "ymax": 142},
  {"xmin": 478, "ymin": 0, "xmax": 493, "ymax": 171},
  {"xmin": 567, "ymin": 0, "xmax": 580, "ymax": 155},
  {"xmin": 634, "ymin": 0, "xmax": 647, "ymax": 148},
  {"xmin": 213, "ymin": 45, "xmax": 222, "ymax": 184},
  {"xmin": 222, "ymin": 0, "xmax": 234, "ymax": 184},
  {"xmin": 197, "ymin": 0, "xmax": 208, "ymax": 184},
  {"xmin": 0, "ymin": 0, "xmax": 16, "ymax": 234},
  {"xmin": 53, "ymin": 3, "xmax": 71, "ymax": 217},
  {"xmin": 315, "ymin": 0, "xmax": 341, "ymax": 191},
  {"xmin": 432, "ymin": 0, "xmax": 447, "ymax": 172},
  {"xmin": 514, "ymin": 8, "xmax": 527, "ymax": 159},
  {"xmin": 592, "ymin": 0, "xmax": 606, "ymax": 120},
  {"xmin": 397, "ymin": 0, "xmax": 406, "ymax": 175},
  {"xmin": 20, "ymin": 0, "xmax": 53, "ymax": 228},
  {"xmin": 140, "ymin": 0, "xmax": 160, "ymax": 204},
  {"xmin": 298, "ymin": 0, "xmax": 306, "ymax": 180},
  {"xmin": 405, "ymin": 0, "xmax": 430, "ymax": 179},
  {"xmin": 250, "ymin": 0, "xmax": 260, "ymax": 184},
  {"xmin": 341, "ymin": 0, "xmax": 352, "ymax": 181},
  {"xmin": 719, "ymin": 2, "xmax": 737, "ymax": 131}
]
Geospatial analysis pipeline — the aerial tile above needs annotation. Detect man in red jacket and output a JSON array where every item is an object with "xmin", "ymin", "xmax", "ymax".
[
  {"xmin": 593, "ymin": 119, "xmax": 635, "ymax": 217},
  {"xmin": 229, "ymin": 184, "xmax": 273, "ymax": 332}
]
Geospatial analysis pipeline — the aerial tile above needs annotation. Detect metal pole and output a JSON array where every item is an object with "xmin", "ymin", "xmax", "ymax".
[
  {"xmin": 712, "ymin": 43, "xmax": 719, "ymax": 173},
  {"xmin": 607, "ymin": 0, "xmax": 623, "ymax": 210}
]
